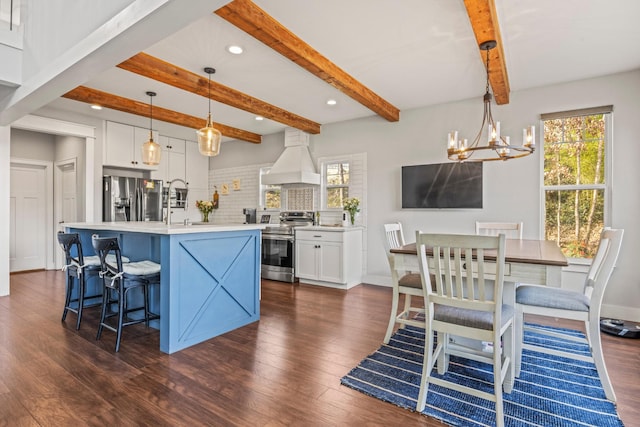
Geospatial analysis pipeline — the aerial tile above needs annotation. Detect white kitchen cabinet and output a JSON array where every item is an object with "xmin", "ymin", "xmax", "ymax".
[
  {"xmin": 151, "ymin": 136, "xmax": 186, "ymax": 183},
  {"xmin": 295, "ymin": 227, "xmax": 363, "ymax": 289},
  {"xmin": 104, "ymin": 121, "xmax": 159, "ymax": 170},
  {"xmin": 185, "ymin": 139, "xmax": 209, "ymax": 189}
]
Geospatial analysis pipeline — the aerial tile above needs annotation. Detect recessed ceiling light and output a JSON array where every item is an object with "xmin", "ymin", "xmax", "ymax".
[
  {"xmin": 90, "ymin": 104, "xmax": 103, "ymax": 110},
  {"xmin": 326, "ymin": 99, "xmax": 337, "ymax": 106},
  {"xmin": 255, "ymin": 116, "xmax": 264, "ymax": 121},
  {"xmin": 227, "ymin": 45, "xmax": 244, "ymax": 55}
]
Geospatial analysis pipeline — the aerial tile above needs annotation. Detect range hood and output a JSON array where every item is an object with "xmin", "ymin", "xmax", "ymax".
[{"xmin": 262, "ymin": 128, "xmax": 320, "ymax": 185}]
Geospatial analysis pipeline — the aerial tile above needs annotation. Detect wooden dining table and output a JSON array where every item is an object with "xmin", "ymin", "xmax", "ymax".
[{"xmin": 390, "ymin": 238, "xmax": 568, "ymax": 387}]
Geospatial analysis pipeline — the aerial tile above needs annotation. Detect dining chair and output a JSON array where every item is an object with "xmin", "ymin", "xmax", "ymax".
[
  {"xmin": 415, "ymin": 232, "xmax": 514, "ymax": 427},
  {"xmin": 515, "ymin": 227, "xmax": 624, "ymax": 402},
  {"xmin": 91, "ymin": 235, "xmax": 160, "ymax": 352},
  {"xmin": 382, "ymin": 222, "xmax": 425, "ymax": 343},
  {"xmin": 476, "ymin": 221, "xmax": 523, "ymax": 239}
]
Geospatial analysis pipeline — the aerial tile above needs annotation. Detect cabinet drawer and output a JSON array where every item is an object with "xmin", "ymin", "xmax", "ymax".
[{"xmin": 296, "ymin": 230, "xmax": 344, "ymax": 243}]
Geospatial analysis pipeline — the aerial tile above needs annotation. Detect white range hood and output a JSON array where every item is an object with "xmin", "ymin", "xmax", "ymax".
[{"xmin": 262, "ymin": 128, "xmax": 320, "ymax": 185}]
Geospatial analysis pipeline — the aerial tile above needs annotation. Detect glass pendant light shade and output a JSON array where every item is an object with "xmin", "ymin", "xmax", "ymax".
[
  {"xmin": 197, "ymin": 112, "xmax": 222, "ymax": 156},
  {"xmin": 142, "ymin": 131, "xmax": 162, "ymax": 165},
  {"xmin": 142, "ymin": 91, "xmax": 162, "ymax": 165},
  {"xmin": 197, "ymin": 67, "xmax": 222, "ymax": 157}
]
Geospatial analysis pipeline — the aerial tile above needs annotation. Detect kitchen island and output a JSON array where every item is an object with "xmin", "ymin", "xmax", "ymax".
[{"xmin": 64, "ymin": 221, "xmax": 265, "ymax": 354}]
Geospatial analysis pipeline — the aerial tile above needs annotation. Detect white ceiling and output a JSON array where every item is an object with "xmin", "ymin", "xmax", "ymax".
[{"xmin": 44, "ymin": 0, "xmax": 640, "ymax": 140}]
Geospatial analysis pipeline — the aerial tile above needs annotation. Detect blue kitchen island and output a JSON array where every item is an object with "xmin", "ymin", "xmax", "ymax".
[{"xmin": 64, "ymin": 221, "xmax": 264, "ymax": 354}]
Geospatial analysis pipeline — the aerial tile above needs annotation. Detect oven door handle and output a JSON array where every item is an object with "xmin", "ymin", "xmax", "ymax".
[{"xmin": 262, "ymin": 234, "xmax": 294, "ymax": 241}]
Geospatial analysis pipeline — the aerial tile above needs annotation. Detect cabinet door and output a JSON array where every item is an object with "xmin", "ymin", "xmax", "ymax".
[
  {"xmin": 105, "ymin": 121, "xmax": 135, "ymax": 168},
  {"xmin": 318, "ymin": 242, "xmax": 343, "ymax": 283},
  {"xmin": 295, "ymin": 240, "xmax": 318, "ymax": 279},
  {"xmin": 185, "ymin": 140, "xmax": 209, "ymax": 189},
  {"xmin": 167, "ymin": 138, "xmax": 186, "ymax": 182},
  {"xmin": 133, "ymin": 126, "xmax": 159, "ymax": 170}
]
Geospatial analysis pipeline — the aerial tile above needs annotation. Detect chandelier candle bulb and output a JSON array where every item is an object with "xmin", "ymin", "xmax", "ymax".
[
  {"xmin": 524, "ymin": 126, "xmax": 536, "ymax": 148},
  {"xmin": 448, "ymin": 131, "xmax": 458, "ymax": 150}
]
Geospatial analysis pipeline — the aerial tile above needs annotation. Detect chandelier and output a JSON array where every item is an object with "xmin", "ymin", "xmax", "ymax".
[
  {"xmin": 447, "ymin": 40, "xmax": 535, "ymax": 162},
  {"xmin": 197, "ymin": 67, "xmax": 222, "ymax": 157},
  {"xmin": 141, "ymin": 91, "xmax": 161, "ymax": 165}
]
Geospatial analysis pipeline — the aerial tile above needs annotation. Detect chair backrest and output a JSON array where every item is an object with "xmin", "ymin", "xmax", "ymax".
[
  {"xmin": 476, "ymin": 221, "xmax": 523, "ymax": 239},
  {"xmin": 584, "ymin": 228, "xmax": 624, "ymax": 309},
  {"xmin": 416, "ymin": 232, "xmax": 506, "ymax": 316},
  {"xmin": 57, "ymin": 232, "xmax": 87, "ymax": 275},
  {"xmin": 383, "ymin": 222, "xmax": 406, "ymax": 251},
  {"xmin": 91, "ymin": 235, "xmax": 125, "ymax": 277}
]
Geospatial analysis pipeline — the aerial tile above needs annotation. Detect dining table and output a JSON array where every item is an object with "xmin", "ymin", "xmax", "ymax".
[{"xmin": 389, "ymin": 238, "xmax": 568, "ymax": 388}]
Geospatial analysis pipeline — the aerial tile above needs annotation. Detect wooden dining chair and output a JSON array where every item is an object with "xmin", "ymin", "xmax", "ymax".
[
  {"xmin": 382, "ymin": 222, "xmax": 425, "ymax": 343},
  {"xmin": 515, "ymin": 228, "xmax": 624, "ymax": 402},
  {"xmin": 415, "ymin": 232, "xmax": 514, "ymax": 427},
  {"xmin": 476, "ymin": 221, "xmax": 523, "ymax": 239}
]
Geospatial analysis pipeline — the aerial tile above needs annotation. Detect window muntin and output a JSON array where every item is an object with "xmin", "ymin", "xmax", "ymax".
[
  {"xmin": 543, "ymin": 111, "xmax": 609, "ymax": 259},
  {"xmin": 325, "ymin": 161, "xmax": 350, "ymax": 209}
]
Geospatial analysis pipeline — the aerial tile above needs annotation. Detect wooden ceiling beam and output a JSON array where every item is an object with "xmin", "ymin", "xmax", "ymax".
[
  {"xmin": 215, "ymin": 0, "xmax": 400, "ymax": 122},
  {"xmin": 118, "ymin": 52, "xmax": 321, "ymax": 134},
  {"xmin": 62, "ymin": 86, "xmax": 262, "ymax": 144},
  {"xmin": 463, "ymin": 0, "xmax": 510, "ymax": 105}
]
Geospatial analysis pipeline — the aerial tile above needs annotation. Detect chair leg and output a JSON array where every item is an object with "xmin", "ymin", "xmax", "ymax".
[
  {"xmin": 416, "ymin": 323, "xmax": 435, "ymax": 412},
  {"xmin": 588, "ymin": 317, "xmax": 617, "ymax": 401},
  {"xmin": 144, "ymin": 284, "xmax": 150, "ymax": 327},
  {"xmin": 514, "ymin": 304, "xmax": 524, "ymax": 377},
  {"xmin": 61, "ymin": 274, "xmax": 74, "ymax": 323},
  {"xmin": 503, "ymin": 322, "xmax": 515, "ymax": 394},
  {"xmin": 75, "ymin": 275, "xmax": 85, "ymax": 330},
  {"xmin": 384, "ymin": 287, "xmax": 400, "ymax": 344},
  {"xmin": 115, "ymin": 286, "xmax": 126, "ymax": 353},
  {"xmin": 96, "ymin": 285, "xmax": 109, "ymax": 341}
]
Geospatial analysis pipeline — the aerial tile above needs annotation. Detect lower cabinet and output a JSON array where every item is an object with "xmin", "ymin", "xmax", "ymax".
[{"xmin": 295, "ymin": 228, "xmax": 362, "ymax": 288}]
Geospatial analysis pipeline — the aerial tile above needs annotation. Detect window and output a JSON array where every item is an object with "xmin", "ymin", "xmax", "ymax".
[
  {"xmin": 542, "ymin": 106, "xmax": 612, "ymax": 259},
  {"xmin": 325, "ymin": 161, "xmax": 350, "ymax": 209},
  {"xmin": 260, "ymin": 167, "xmax": 281, "ymax": 209}
]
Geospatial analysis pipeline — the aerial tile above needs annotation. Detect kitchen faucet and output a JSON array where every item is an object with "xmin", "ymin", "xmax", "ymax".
[{"xmin": 165, "ymin": 179, "xmax": 188, "ymax": 225}]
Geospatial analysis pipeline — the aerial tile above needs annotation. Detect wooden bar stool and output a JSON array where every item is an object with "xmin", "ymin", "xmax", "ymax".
[
  {"xmin": 57, "ymin": 232, "xmax": 102, "ymax": 330},
  {"xmin": 91, "ymin": 235, "xmax": 160, "ymax": 352}
]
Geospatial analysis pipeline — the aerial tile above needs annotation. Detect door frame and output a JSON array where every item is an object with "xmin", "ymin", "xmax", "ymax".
[
  {"xmin": 10, "ymin": 157, "xmax": 55, "ymax": 270},
  {"xmin": 54, "ymin": 157, "xmax": 78, "ymax": 269}
]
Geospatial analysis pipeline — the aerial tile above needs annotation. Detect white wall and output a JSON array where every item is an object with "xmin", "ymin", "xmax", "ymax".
[{"xmin": 212, "ymin": 70, "xmax": 640, "ymax": 321}]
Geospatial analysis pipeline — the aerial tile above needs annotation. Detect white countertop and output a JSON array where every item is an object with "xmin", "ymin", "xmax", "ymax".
[
  {"xmin": 296, "ymin": 225, "xmax": 365, "ymax": 232},
  {"xmin": 64, "ymin": 221, "xmax": 267, "ymax": 235}
]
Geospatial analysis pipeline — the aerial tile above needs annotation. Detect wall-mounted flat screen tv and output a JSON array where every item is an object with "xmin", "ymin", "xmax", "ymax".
[{"xmin": 402, "ymin": 162, "xmax": 483, "ymax": 209}]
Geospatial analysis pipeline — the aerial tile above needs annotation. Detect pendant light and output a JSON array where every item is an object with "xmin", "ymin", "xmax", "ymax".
[
  {"xmin": 447, "ymin": 40, "xmax": 535, "ymax": 162},
  {"xmin": 141, "ymin": 91, "xmax": 161, "ymax": 165},
  {"xmin": 197, "ymin": 67, "xmax": 222, "ymax": 156}
]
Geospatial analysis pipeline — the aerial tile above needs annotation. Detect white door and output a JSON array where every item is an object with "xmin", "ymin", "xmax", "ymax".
[
  {"xmin": 54, "ymin": 159, "xmax": 77, "ymax": 268},
  {"xmin": 10, "ymin": 164, "xmax": 47, "ymax": 272}
]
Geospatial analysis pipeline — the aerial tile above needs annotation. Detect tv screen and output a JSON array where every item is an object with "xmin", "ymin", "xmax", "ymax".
[{"xmin": 402, "ymin": 162, "xmax": 483, "ymax": 209}]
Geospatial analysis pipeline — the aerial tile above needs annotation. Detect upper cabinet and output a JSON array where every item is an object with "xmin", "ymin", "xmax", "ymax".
[
  {"xmin": 151, "ymin": 136, "xmax": 186, "ymax": 184},
  {"xmin": 104, "ymin": 121, "xmax": 159, "ymax": 170},
  {"xmin": 185, "ymin": 140, "xmax": 209, "ymax": 189}
]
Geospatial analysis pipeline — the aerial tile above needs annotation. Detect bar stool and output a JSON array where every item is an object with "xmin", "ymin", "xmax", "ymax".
[
  {"xmin": 91, "ymin": 235, "xmax": 160, "ymax": 352},
  {"xmin": 58, "ymin": 232, "xmax": 102, "ymax": 330}
]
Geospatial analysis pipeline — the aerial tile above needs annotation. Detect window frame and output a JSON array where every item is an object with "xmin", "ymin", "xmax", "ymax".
[
  {"xmin": 259, "ymin": 166, "xmax": 283, "ymax": 210},
  {"xmin": 540, "ymin": 107, "xmax": 613, "ymax": 262},
  {"xmin": 322, "ymin": 159, "xmax": 351, "ymax": 210}
]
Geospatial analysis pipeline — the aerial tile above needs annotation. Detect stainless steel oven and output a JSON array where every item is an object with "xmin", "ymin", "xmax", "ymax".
[{"xmin": 261, "ymin": 211, "xmax": 314, "ymax": 283}]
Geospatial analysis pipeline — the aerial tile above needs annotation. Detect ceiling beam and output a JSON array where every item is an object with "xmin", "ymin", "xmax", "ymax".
[
  {"xmin": 118, "ymin": 52, "xmax": 321, "ymax": 134},
  {"xmin": 463, "ymin": 0, "xmax": 510, "ymax": 105},
  {"xmin": 62, "ymin": 86, "xmax": 262, "ymax": 144},
  {"xmin": 215, "ymin": 0, "xmax": 400, "ymax": 122}
]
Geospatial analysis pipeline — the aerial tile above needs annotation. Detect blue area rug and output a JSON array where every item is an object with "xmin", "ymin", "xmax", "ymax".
[{"xmin": 341, "ymin": 324, "xmax": 623, "ymax": 427}]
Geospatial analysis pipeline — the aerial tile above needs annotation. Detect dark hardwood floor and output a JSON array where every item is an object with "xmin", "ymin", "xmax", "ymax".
[{"xmin": 1, "ymin": 271, "xmax": 639, "ymax": 426}]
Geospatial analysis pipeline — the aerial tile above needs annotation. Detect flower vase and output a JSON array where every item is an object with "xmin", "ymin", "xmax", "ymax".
[
  {"xmin": 349, "ymin": 211, "xmax": 356, "ymax": 226},
  {"xmin": 202, "ymin": 212, "xmax": 209, "ymax": 222}
]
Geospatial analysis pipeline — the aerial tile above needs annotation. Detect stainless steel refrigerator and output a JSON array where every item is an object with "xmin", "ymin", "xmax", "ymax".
[{"xmin": 103, "ymin": 176, "xmax": 163, "ymax": 221}]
